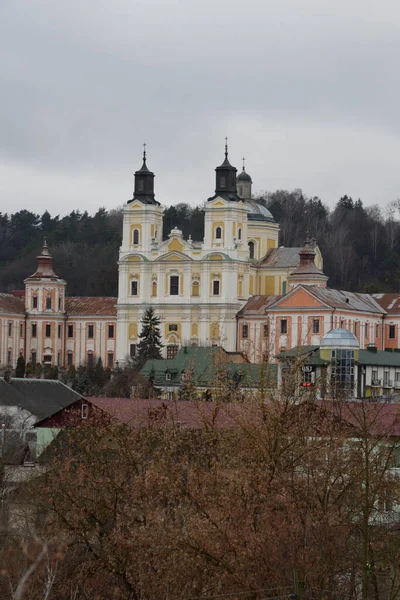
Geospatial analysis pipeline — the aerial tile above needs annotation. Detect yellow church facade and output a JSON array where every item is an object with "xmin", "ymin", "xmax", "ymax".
[{"xmin": 116, "ymin": 146, "xmax": 316, "ymax": 361}]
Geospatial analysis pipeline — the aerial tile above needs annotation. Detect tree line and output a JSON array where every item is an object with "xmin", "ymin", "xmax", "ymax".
[
  {"xmin": 2, "ymin": 390, "xmax": 400, "ymax": 599},
  {"xmin": 1, "ymin": 192, "xmax": 399, "ymax": 295}
]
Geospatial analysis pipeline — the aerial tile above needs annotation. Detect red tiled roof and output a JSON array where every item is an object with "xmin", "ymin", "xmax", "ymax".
[
  {"xmin": 0, "ymin": 293, "xmax": 25, "ymax": 315},
  {"xmin": 372, "ymin": 293, "xmax": 400, "ymax": 315},
  {"xmin": 315, "ymin": 400, "xmax": 400, "ymax": 438},
  {"xmin": 86, "ymin": 397, "xmax": 400, "ymax": 437},
  {"xmin": 85, "ymin": 397, "xmax": 253, "ymax": 429},
  {"xmin": 237, "ymin": 295, "xmax": 282, "ymax": 316},
  {"xmin": 65, "ymin": 297, "xmax": 117, "ymax": 316}
]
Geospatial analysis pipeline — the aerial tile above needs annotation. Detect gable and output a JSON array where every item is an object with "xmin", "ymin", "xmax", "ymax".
[
  {"xmin": 271, "ymin": 286, "xmax": 330, "ymax": 309},
  {"xmin": 168, "ymin": 239, "xmax": 184, "ymax": 253},
  {"xmin": 127, "ymin": 201, "xmax": 144, "ymax": 210},
  {"xmin": 156, "ymin": 251, "xmax": 191, "ymax": 262}
]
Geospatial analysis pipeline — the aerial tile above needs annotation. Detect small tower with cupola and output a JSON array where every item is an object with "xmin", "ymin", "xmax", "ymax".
[
  {"xmin": 237, "ymin": 159, "xmax": 253, "ymax": 200},
  {"xmin": 24, "ymin": 240, "xmax": 66, "ymax": 367},
  {"xmin": 120, "ymin": 147, "xmax": 164, "ymax": 255},
  {"xmin": 204, "ymin": 141, "xmax": 248, "ymax": 253}
]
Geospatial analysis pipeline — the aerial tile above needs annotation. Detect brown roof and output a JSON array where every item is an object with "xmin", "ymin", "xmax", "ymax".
[
  {"xmin": 65, "ymin": 297, "xmax": 117, "ymax": 316},
  {"xmin": 372, "ymin": 293, "xmax": 400, "ymax": 315},
  {"xmin": 260, "ymin": 247, "xmax": 303, "ymax": 268},
  {"xmin": 316, "ymin": 400, "xmax": 400, "ymax": 438},
  {"xmin": 86, "ymin": 397, "xmax": 251, "ymax": 429},
  {"xmin": 237, "ymin": 295, "xmax": 282, "ymax": 316},
  {"xmin": 306, "ymin": 287, "xmax": 385, "ymax": 314},
  {"xmin": 0, "ymin": 293, "xmax": 25, "ymax": 315},
  {"xmin": 238, "ymin": 287, "xmax": 385, "ymax": 317},
  {"xmin": 86, "ymin": 397, "xmax": 400, "ymax": 438}
]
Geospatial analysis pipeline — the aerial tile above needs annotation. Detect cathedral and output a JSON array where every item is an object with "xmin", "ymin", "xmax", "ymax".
[
  {"xmin": 0, "ymin": 145, "xmax": 327, "ymax": 369},
  {"xmin": 116, "ymin": 144, "xmax": 295, "ymax": 361}
]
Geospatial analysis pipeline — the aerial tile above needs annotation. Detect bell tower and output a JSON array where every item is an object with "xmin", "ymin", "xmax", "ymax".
[
  {"xmin": 214, "ymin": 138, "xmax": 238, "ymax": 198},
  {"xmin": 129, "ymin": 144, "xmax": 158, "ymax": 205},
  {"xmin": 24, "ymin": 240, "xmax": 66, "ymax": 367},
  {"xmin": 236, "ymin": 158, "xmax": 252, "ymax": 200}
]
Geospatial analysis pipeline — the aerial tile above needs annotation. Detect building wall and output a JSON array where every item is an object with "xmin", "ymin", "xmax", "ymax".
[
  {"xmin": 116, "ymin": 195, "xmax": 280, "ymax": 361},
  {"xmin": 0, "ymin": 314, "xmax": 25, "ymax": 369},
  {"xmin": 238, "ymin": 309, "xmax": 385, "ymax": 364}
]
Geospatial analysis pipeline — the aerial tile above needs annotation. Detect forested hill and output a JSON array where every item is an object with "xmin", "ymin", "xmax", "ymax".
[{"xmin": 0, "ymin": 191, "xmax": 399, "ymax": 295}]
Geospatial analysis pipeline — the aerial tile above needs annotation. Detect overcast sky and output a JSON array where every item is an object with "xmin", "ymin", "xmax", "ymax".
[{"xmin": 1, "ymin": 0, "xmax": 400, "ymax": 216}]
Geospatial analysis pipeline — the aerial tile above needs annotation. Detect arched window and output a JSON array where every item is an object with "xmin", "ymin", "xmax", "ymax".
[
  {"xmin": 215, "ymin": 227, "xmax": 222, "ymax": 239},
  {"xmin": 192, "ymin": 281, "xmax": 200, "ymax": 296},
  {"xmin": 152, "ymin": 281, "xmax": 157, "ymax": 297},
  {"xmin": 238, "ymin": 228, "xmax": 242, "ymax": 240},
  {"xmin": 133, "ymin": 229, "xmax": 140, "ymax": 245},
  {"xmin": 248, "ymin": 241, "xmax": 255, "ymax": 259}
]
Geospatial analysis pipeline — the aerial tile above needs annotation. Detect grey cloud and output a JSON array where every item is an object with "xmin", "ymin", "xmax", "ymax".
[{"xmin": 1, "ymin": 0, "xmax": 400, "ymax": 214}]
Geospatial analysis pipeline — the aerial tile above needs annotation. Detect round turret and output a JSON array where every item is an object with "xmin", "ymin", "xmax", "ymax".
[{"xmin": 320, "ymin": 328, "xmax": 359, "ymax": 349}]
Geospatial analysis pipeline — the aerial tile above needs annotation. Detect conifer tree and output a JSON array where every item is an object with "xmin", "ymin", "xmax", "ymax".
[
  {"xmin": 94, "ymin": 357, "xmax": 105, "ymax": 388},
  {"xmin": 136, "ymin": 307, "xmax": 163, "ymax": 369},
  {"xmin": 15, "ymin": 354, "xmax": 25, "ymax": 378}
]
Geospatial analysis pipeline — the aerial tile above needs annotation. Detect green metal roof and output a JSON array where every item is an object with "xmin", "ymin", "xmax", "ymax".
[
  {"xmin": 358, "ymin": 349, "xmax": 400, "ymax": 367},
  {"xmin": 277, "ymin": 345, "xmax": 400, "ymax": 368},
  {"xmin": 276, "ymin": 346, "xmax": 319, "ymax": 359},
  {"xmin": 140, "ymin": 347, "xmax": 277, "ymax": 389}
]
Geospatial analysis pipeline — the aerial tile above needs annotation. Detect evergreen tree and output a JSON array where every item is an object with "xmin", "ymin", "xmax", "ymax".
[
  {"xmin": 136, "ymin": 307, "xmax": 163, "ymax": 369},
  {"xmin": 15, "ymin": 354, "xmax": 25, "ymax": 378},
  {"xmin": 94, "ymin": 357, "xmax": 105, "ymax": 388}
]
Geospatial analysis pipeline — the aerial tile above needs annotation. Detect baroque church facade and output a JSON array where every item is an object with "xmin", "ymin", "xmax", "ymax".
[
  {"xmin": 116, "ymin": 145, "xmax": 283, "ymax": 361},
  {"xmin": 10, "ymin": 144, "xmax": 393, "ymax": 372}
]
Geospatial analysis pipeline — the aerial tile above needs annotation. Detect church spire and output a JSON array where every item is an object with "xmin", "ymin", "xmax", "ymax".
[
  {"xmin": 287, "ymin": 238, "xmax": 328, "ymax": 289},
  {"xmin": 129, "ymin": 145, "xmax": 159, "ymax": 205},
  {"xmin": 25, "ymin": 239, "xmax": 60, "ymax": 281},
  {"xmin": 213, "ymin": 139, "xmax": 238, "ymax": 198}
]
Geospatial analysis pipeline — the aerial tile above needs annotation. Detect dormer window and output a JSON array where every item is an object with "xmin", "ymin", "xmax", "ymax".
[{"xmin": 166, "ymin": 371, "xmax": 172, "ymax": 381}]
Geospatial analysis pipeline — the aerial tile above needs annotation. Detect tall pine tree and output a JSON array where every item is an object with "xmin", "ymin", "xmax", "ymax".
[{"xmin": 136, "ymin": 307, "xmax": 163, "ymax": 369}]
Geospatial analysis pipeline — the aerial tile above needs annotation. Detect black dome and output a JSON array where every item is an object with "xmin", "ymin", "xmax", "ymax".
[{"xmin": 237, "ymin": 169, "xmax": 252, "ymax": 183}]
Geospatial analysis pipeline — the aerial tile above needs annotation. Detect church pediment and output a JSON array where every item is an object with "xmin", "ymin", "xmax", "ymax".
[
  {"xmin": 156, "ymin": 251, "xmax": 192, "ymax": 262},
  {"xmin": 127, "ymin": 200, "xmax": 145, "ymax": 210},
  {"xmin": 208, "ymin": 197, "xmax": 227, "ymax": 208},
  {"xmin": 268, "ymin": 286, "xmax": 331, "ymax": 310}
]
